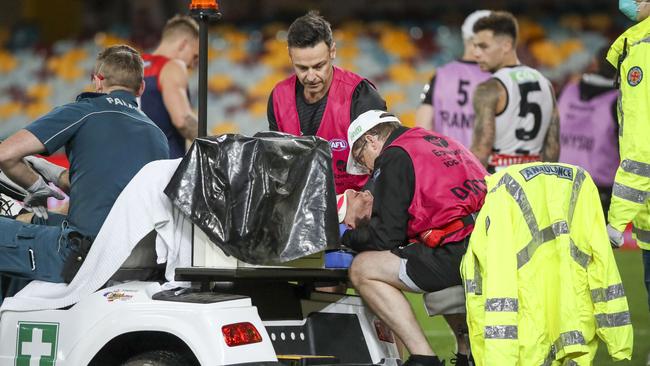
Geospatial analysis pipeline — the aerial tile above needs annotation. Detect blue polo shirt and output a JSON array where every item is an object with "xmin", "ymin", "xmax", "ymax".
[{"xmin": 25, "ymin": 90, "xmax": 169, "ymax": 236}]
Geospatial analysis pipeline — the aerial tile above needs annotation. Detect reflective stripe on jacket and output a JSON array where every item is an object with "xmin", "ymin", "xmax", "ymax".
[{"xmin": 461, "ymin": 163, "xmax": 633, "ymax": 366}]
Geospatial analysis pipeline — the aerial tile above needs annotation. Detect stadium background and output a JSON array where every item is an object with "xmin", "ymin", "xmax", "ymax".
[{"xmin": 0, "ymin": 0, "xmax": 646, "ymax": 364}]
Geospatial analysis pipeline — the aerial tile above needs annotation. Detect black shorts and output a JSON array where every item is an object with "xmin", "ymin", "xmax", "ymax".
[{"xmin": 392, "ymin": 236, "xmax": 469, "ymax": 293}]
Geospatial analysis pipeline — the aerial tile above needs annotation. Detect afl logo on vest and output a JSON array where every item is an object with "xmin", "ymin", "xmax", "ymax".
[
  {"xmin": 329, "ymin": 139, "xmax": 348, "ymax": 151},
  {"xmin": 424, "ymin": 135, "xmax": 449, "ymax": 148}
]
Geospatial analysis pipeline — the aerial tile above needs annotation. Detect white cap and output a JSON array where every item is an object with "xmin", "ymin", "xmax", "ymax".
[
  {"xmin": 346, "ymin": 110, "xmax": 401, "ymax": 175},
  {"xmin": 461, "ymin": 10, "xmax": 491, "ymax": 41}
]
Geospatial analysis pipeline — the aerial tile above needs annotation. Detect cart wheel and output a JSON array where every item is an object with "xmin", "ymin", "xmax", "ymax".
[{"xmin": 122, "ymin": 350, "xmax": 193, "ymax": 366}]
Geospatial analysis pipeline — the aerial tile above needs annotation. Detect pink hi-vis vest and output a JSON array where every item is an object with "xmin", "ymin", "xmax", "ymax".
[
  {"xmin": 387, "ymin": 128, "xmax": 488, "ymax": 242},
  {"xmin": 272, "ymin": 66, "xmax": 368, "ymax": 194},
  {"xmin": 558, "ymin": 81, "xmax": 619, "ymax": 187}
]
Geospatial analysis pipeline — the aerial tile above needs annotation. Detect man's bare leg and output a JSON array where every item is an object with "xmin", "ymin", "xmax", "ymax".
[
  {"xmin": 349, "ymin": 250, "xmax": 434, "ymax": 356},
  {"xmin": 443, "ymin": 313, "xmax": 469, "ymax": 355}
]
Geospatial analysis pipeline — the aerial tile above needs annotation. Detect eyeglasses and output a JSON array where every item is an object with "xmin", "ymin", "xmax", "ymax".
[{"xmin": 352, "ymin": 139, "xmax": 368, "ymax": 166}]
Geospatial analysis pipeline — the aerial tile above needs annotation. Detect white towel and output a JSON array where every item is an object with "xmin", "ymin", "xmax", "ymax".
[{"xmin": 1, "ymin": 158, "xmax": 192, "ymax": 313}]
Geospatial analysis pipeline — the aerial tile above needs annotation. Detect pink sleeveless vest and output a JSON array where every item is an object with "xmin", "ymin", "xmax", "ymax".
[
  {"xmin": 558, "ymin": 81, "xmax": 619, "ymax": 187},
  {"xmin": 387, "ymin": 128, "xmax": 488, "ymax": 242},
  {"xmin": 272, "ymin": 66, "xmax": 368, "ymax": 194}
]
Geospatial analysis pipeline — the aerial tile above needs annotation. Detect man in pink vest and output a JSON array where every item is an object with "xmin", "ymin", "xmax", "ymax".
[
  {"xmin": 558, "ymin": 47, "xmax": 619, "ymax": 217},
  {"xmin": 267, "ymin": 11, "xmax": 386, "ymax": 194},
  {"xmin": 342, "ymin": 110, "xmax": 488, "ymax": 366},
  {"xmin": 415, "ymin": 10, "xmax": 491, "ymax": 148}
]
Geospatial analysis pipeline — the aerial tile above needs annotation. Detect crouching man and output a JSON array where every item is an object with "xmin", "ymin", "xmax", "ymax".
[{"xmin": 340, "ymin": 110, "xmax": 488, "ymax": 366}]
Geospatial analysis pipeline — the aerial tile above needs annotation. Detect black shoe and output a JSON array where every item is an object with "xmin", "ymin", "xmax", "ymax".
[
  {"xmin": 449, "ymin": 353, "xmax": 470, "ymax": 366},
  {"xmin": 403, "ymin": 355, "xmax": 445, "ymax": 366}
]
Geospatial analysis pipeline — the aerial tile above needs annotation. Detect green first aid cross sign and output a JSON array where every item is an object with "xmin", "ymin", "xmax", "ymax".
[{"xmin": 15, "ymin": 322, "xmax": 59, "ymax": 366}]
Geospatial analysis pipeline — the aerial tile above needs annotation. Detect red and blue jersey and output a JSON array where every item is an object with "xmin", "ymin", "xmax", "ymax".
[{"xmin": 141, "ymin": 54, "xmax": 187, "ymax": 158}]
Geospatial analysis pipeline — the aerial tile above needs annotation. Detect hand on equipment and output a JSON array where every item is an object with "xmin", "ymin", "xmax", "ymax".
[
  {"xmin": 24, "ymin": 176, "xmax": 64, "ymax": 219},
  {"xmin": 24, "ymin": 155, "xmax": 66, "ymax": 185},
  {"xmin": 606, "ymin": 224, "xmax": 624, "ymax": 249}
]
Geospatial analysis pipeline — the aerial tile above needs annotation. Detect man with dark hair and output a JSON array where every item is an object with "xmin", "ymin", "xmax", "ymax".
[
  {"xmin": 268, "ymin": 11, "xmax": 387, "ymax": 194},
  {"xmin": 470, "ymin": 11, "xmax": 560, "ymax": 173},
  {"xmin": 141, "ymin": 14, "xmax": 199, "ymax": 158},
  {"xmin": 0, "ymin": 45, "xmax": 169, "ymax": 303},
  {"xmin": 416, "ymin": 10, "xmax": 491, "ymax": 148},
  {"xmin": 558, "ymin": 47, "xmax": 619, "ymax": 217},
  {"xmin": 342, "ymin": 110, "xmax": 488, "ymax": 366}
]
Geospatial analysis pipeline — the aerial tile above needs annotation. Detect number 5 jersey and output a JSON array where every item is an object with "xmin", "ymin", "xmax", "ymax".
[{"xmin": 490, "ymin": 65, "xmax": 554, "ymax": 170}]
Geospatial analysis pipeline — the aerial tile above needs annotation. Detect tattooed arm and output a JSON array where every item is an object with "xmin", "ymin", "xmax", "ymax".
[
  {"xmin": 471, "ymin": 79, "xmax": 504, "ymax": 166},
  {"xmin": 160, "ymin": 59, "xmax": 198, "ymax": 140},
  {"xmin": 541, "ymin": 86, "xmax": 560, "ymax": 162}
]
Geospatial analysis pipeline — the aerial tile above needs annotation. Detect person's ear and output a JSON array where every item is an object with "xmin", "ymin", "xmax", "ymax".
[
  {"xmin": 330, "ymin": 41, "xmax": 337, "ymax": 60},
  {"xmin": 135, "ymin": 80, "xmax": 145, "ymax": 97},
  {"xmin": 94, "ymin": 75, "xmax": 103, "ymax": 92},
  {"xmin": 178, "ymin": 38, "xmax": 188, "ymax": 53}
]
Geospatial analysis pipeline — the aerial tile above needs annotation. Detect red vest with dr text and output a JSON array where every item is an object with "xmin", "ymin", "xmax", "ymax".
[
  {"xmin": 387, "ymin": 128, "xmax": 488, "ymax": 242},
  {"xmin": 272, "ymin": 66, "xmax": 368, "ymax": 194}
]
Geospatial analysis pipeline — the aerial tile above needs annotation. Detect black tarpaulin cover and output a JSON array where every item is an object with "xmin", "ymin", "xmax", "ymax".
[{"xmin": 164, "ymin": 132, "xmax": 339, "ymax": 264}]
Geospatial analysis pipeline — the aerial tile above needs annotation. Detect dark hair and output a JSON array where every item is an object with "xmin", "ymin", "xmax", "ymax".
[
  {"xmin": 595, "ymin": 46, "xmax": 616, "ymax": 79},
  {"xmin": 352, "ymin": 121, "xmax": 400, "ymax": 152},
  {"xmin": 473, "ymin": 11, "xmax": 518, "ymax": 44},
  {"xmin": 287, "ymin": 10, "xmax": 333, "ymax": 49},
  {"xmin": 95, "ymin": 45, "xmax": 144, "ymax": 93},
  {"xmin": 162, "ymin": 14, "xmax": 199, "ymax": 40}
]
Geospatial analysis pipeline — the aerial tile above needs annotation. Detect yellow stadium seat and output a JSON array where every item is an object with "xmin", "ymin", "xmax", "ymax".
[
  {"xmin": 248, "ymin": 73, "xmax": 285, "ymax": 99},
  {"xmin": 260, "ymin": 52, "xmax": 287, "ymax": 69},
  {"xmin": 0, "ymin": 102, "xmax": 22, "ymax": 119},
  {"xmin": 383, "ymin": 91, "xmax": 406, "ymax": 109},
  {"xmin": 400, "ymin": 110, "xmax": 417, "ymax": 128},
  {"xmin": 264, "ymin": 38, "xmax": 287, "ymax": 54},
  {"xmin": 518, "ymin": 18, "xmax": 546, "ymax": 43},
  {"xmin": 388, "ymin": 63, "xmax": 418, "ymax": 84},
  {"xmin": 27, "ymin": 84, "xmax": 52, "ymax": 101},
  {"xmin": 208, "ymin": 74, "xmax": 233, "ymax": 94},
  {"xmin": 211, "ymin": 121, "xmax": 239, "ymax": 135},
  {"xmin": 64, "ymin": 48, "xmax": 87, "ymax": 62},
  {"xmin": 530, "ymin": 41, "xmax": 563, "ymax": 67},
  {"xmin": 56, "ymin": 65, "xmax": 84, "ymax": 82},
  {"xmin": 336, "ymin": 44, "xmax": 359, "ymax": 60},
  {"xmin": 0, "ymin": 50, "xmax": 17, "ymax": 73},
  {"xmin": 559, "ymin": 39, "xmax": 584, "ymax": 59},
  {"xmin": 226, "ymin": 47, "xmax": 248, "ymax": 63},
  {"xmin": 336, "ymin": 61, "xmax": 357, "ymax": 73},
  {"xmin": 250, "ymin": 100, "xmax": 267, "ymax": 117},
  {"xmin": 380, "ymin": 30, "xmax": 417, "ymax": 59},
  {"xmin": 25, "ymin": 102, "xmax": 52, "ymax": 119}
]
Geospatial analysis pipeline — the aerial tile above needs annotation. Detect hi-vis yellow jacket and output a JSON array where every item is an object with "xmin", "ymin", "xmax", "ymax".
[
  {"xmin": 607, "ymin": 17, "xmax": 650, "ymax": 249},
  {"xmin": 461, "ymin": 163, "xmax": 633, "ymax": 366}
]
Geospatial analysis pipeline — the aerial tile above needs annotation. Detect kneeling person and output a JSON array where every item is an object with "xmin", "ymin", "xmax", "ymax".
[{"xmin": 341, "ymin": 110, "xmax": 488, "ymax": 366}]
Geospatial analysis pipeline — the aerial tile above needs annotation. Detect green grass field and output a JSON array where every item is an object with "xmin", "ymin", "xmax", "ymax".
[{"xmin": 407, "ymin": 249, "xmax": 649, "ymax": 365}]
